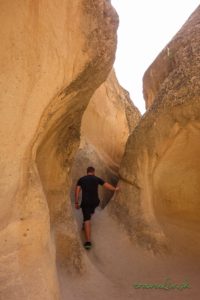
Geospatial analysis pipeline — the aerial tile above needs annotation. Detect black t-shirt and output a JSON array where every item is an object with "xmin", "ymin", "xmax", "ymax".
[{"xmin": 77, "ymin": 175, "xmax": 105, "ymax": 206}]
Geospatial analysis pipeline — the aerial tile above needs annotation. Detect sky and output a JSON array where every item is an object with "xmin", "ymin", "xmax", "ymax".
[{"xmin": 111, "ymin": 0, "xmax": 199, "ymax": 114}]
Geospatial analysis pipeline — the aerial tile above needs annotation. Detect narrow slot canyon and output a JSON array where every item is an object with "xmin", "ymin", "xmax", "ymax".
[{"xmin": 0, "ymin": 1, "xmax": 200, "ymax": 300}]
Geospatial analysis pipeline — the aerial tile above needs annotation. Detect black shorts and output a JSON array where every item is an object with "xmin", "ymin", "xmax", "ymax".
[{"xmin": 81, "ymin": 201, "xmax": 100, "ymax": 221}]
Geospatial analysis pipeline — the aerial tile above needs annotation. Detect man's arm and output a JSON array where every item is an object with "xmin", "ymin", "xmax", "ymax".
[
  {"xmin": 103, "ymin": 182, "xmax": 119, "ymax": 192},
  {"xmin": 75, "ymin": 185, "xmax": 81, "ymax": 209}
]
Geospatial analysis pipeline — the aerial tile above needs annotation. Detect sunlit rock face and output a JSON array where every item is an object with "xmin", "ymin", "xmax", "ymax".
[
  {"xmin": 143, "ymin": 6, "xmax": 200, "ymax": 110},
  {"xmin": 0, "ymin": 1, "xmax": 118, "ymax": 299},
  {"xmin": 71, "ymin": 70, "xmax": 141, "ymax": 208},
  {"xmin": 1, "ymin": 0, "xmax": 200, "ymax": 298},
  {"xmin": 111, "ymin": 6, "xmax": 200, "ymax": 255}
]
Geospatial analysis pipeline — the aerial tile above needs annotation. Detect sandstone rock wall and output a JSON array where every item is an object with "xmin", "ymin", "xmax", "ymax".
[
  {"xmin": 110, "ymin": 5, "xmax": 200, "ymax": 256},
  {"xmin": 71, "ymin": 69, "xmax": 140, "ymax": 207},
  {"xmin": 143, "ymin": 6, "xmax": 199, "ymax": 110},
  {"xmin": 0, "ymin": 1, "xmax": 118, "ymax": 299},
  {"xmin": 81, "ymin": 69, "xmax": 140, "ymax": 168},
  {"xmin": 2, "ymin": 1, "xmax": 200, "ymax": 299}
]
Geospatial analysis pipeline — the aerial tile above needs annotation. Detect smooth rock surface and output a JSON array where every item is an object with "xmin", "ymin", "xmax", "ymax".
[
  {"xmin": 71, "ymin": 69, "xmax": 140, "ymax": 207},
  {"xmin": 1, "ymin": 1, "xmax": 200, "ymax": 300},
  {"xmin": 0, "ymin": 1, "xmax": 118, "ymax": 299},
  {"xmin": 111, "ymin": 5, "xmax": 200, "ymax": 258}
]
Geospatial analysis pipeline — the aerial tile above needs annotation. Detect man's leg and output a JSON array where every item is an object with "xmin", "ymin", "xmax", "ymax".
[
  {"xmin": 84, "ymin": 220, "xmax": 91, "ymax": 242},
  {"xmin": 83, "ymin": 204, "xmax": 98, "ymax": 241},
  {"xmin": 82, "ymin": 205, "xmax": 98, "ymax": 249},
  {"xmin": 82, "ymin": 207, "xmax": 92, "ymax": 242}
]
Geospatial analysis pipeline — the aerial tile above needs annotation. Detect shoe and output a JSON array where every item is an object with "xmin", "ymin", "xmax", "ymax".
[{"xmin": 84, "ymin": 241, "xmax": 92, "ymax": 250}]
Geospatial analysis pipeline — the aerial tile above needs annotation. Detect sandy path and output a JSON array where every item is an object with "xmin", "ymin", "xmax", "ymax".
[{"xmin": 59, "ymin": 206, "xmax": 200, "ymax": 300}]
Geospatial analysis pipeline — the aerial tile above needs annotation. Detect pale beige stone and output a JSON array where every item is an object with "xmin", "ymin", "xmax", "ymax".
[
  {"xmin": 71, "ymin": 69, "xmax": 140, "ymax": 207},
  {"xmin": 1, "ymin": 1, "xmax": 200, "ymax": 299},
  {"xmin": 111, "ymin": 6, "xmax": 200, "ymax": 258},
  {"xmin": 0, "ymin": 1, "xmax": 118, "ymax": 299}
]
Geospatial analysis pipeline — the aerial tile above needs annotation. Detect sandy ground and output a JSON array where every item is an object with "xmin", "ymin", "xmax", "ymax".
[{"xmin": 58, "ymin": 206, "xmax": 200, "ymax": 300}]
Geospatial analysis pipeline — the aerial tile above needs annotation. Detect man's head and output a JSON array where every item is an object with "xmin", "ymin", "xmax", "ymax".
[{"xmin": 87, "ymin": 166, "xmax": 95, "ymax": 175}]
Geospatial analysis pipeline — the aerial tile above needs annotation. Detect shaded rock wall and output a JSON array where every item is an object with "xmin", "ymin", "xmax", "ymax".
[
  {"xmin": 81, "ymin": 69, "xmax": 140, "ymax": 168},
  {"xmin": 0, "ymin": 1, "xmax": 118, "ymax": 299},
  {"xmin": 110, "ymin": 6, "xmax": 200, "ymax": 256},
  {"xmin": 71, "ymin": 70, "xmax": 140, "ymax": 208}
]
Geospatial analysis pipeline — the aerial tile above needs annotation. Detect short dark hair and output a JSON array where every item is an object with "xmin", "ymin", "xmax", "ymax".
[{"xmin": 87, "ymin": 166, "xmax": 95, "ymax": 173}]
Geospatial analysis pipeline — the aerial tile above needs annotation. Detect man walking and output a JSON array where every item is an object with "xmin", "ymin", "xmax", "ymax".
[{"xmin": 75, "ymin": 166, "xmax": 119, "ymax": 249}]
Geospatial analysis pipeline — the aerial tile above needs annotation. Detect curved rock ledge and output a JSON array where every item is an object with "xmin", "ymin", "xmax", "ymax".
[{"xmin": 0, "ymin": 1, "xmax": 118, "ymax": 299}]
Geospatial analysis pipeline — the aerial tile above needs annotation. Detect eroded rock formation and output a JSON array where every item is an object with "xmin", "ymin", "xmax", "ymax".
[
  {"xmin": 111, "ymin": 5, "xmax": 200, "ymax": 257},
  {"xmin": 0, "ymin": 1, "xmax": 118, "ymax": 299},
  {"xmin": 71, "ymin": 69, "xmax": 140, "ymax": 208},
  {"xmin": 1, "ymin": 0, "xmax": 200, "ymax": 299}
]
